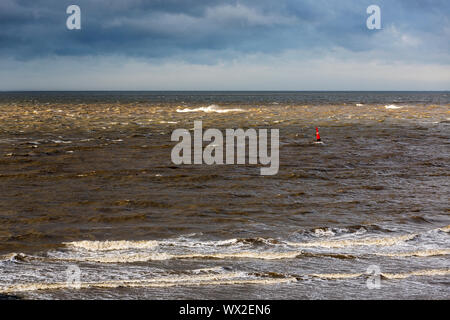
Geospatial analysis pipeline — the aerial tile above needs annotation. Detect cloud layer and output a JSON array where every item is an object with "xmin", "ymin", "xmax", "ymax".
[{"xmin": 0, "ymin": 0, "xmax": 449, "ymax": 90}]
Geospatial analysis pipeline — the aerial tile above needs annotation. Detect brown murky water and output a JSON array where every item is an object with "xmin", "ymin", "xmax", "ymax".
[{"xmin": 0, "ymin": 92, "xmax": 448, "ymax": 299}]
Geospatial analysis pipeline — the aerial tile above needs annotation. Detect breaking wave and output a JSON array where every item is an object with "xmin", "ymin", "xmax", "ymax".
[
  {"xmin": 286, "ymin": 234, "xmax": 417, "ymax": 249},
  {"xmin": 0, "ymin": 272, "xmax": 296, "ymax": 293},
  {"xmin": 375, "ymin": 249, "xmax": 450, "ymax": 258},
  {"xmin": 64, "ymin": 240, "xmax": 159, "ymax": 251},
  {"xmin": 41, "ymin": 227, "xmax": 446, "ymax": 263},
  {"xmin": 385, "ymin": 104, "xmax": 404, "ymax": 110},
  {"xmin": 176, "ymin": 104, "xmax": 245, "ymax": 113},
  {"xmin": 310, "ymin": 268, "xmax": 450, "ymax": 280},
  {"xmin": 1, "ymin": 224, "xmax": 448, "ymax": 297},
  {"xmin": 2, "ymin": 267, "xmax": 448, "ymax": 293}
]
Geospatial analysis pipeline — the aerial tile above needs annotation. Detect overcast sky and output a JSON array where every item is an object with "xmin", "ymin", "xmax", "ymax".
[{"xmin": 1, "ymin": 0, "xmax": 449, "ymax": 90}]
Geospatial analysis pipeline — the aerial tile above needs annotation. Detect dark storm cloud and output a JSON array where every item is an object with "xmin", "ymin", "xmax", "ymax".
[{"xmin": 0, "ymin": 0, "xmax": 448, "ymax": 62}]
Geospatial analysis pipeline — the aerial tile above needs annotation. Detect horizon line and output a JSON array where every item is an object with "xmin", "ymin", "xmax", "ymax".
[{"xmin": 1, "ymin": 90, "xmax": 449, "ymax": 93}]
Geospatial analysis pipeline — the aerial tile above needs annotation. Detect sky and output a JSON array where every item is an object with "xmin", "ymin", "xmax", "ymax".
[{"xmin": 0, "ymin": 0, "xmax": 449, "ymax": 91}]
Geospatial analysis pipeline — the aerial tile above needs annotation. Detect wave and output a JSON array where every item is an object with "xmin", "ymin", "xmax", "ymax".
[
  {"xmin": 62, "ymin": 237, "xmax": 277, "ymax": 251},
  {"xmin": 50, "ymin": 251, "xmax": 304, "ymax": 263},
  {"xmin": 4, "ymin": 268, "xmax": 448, "ymax": 293},
  {"xmin": 381, "ymin": 269, "xmax": 450, "ymax": 279},
  {"xmin": 311, "ymin": 268, "xmax": 450, "ymax": 280},
  {"xmin": 285, "ymin": 234, "xmax": 417, "ymax": 249},
  {"xmin": 0, "ymin": 272, "xmax": 296, "ymax": 293},
  {"xmin": 61, "ymin": 231, "xmax": 415, "ymax": 248},
  {"xmin": 375, "ymin": 249, "xmax": 450, "ymax": 258},
  {"xmin": 51, "ymin": 233, "xmax": 418, "ymax": 263},
  {"xmin": 385, "ymin": 104, "xmax": 404, "ymax": 110},
  {"xmin": 300, "ymin": 226, "xmax": 371, "ymax": 238},
  {"xmin": 4, "ymin": 225, "xmax": 447, "ymax": 266},
  {"xmin": 64, "ymin": 240, "xmax": 159, "ymax": 251},
  {"xmin": 310, "ymin": 272, "xmax": 363, "ymax": 280},
  {"xmin": 0, "ymin": 253, "xmax": 27, "ymax": 262},
  {"xmin": 9, "ymin": 247, "xmax": 447, "ymax": 265},
  {"xmin": 176, "ymin": 104, "xmax": 245, "ymax": 113}
]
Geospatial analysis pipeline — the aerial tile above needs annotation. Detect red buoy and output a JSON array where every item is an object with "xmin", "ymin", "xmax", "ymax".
[{"xmin": 316, "ymin": 127, "xmax": 321, "ymax": 142}]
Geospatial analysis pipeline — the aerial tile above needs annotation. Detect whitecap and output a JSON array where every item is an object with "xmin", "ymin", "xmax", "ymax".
[
  {"xmin": 384, "ymin": 104, "xmax": 403, "ymax": 110},
  {"xmin": 176, "ymin": 104, "xmax": 245, "ymax": 113}
]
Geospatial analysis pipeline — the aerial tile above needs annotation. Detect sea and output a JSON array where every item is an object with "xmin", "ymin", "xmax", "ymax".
[{"xmin": 0, "ymin": 91, "xmax": 448, "ymax": 299}]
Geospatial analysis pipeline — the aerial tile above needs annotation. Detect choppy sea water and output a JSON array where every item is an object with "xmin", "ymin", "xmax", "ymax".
[{"xmin": 0, "ymin": 91, "xmax": 448, "ymax": 299}]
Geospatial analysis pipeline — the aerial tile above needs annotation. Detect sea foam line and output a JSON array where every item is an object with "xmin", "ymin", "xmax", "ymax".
[
  {"xmin": 311, "ymin": 268, "xmax": 450, "ymax": 280},
  {"xmin": 384, "ymin": 104, "xmax": 404, "ymax": 110},
  {"xmin": 8, "ymin": 246, "xmax": 449, "ymax": 265},
  {"xmin": 63, "ymin": 233, "xmax": 417, "ymax": 253},
  {"xmin": 49, "ymin": 251, "xmax": 303, "ymax": 263},
  {"xmin": 0, "ymin": 273, "xmax": 296, "ymax": 293},
  {"xmin": 2, "ymin": 268, "xmax": 449, "ymax": 293},
  {"xmin": 285, "ymin": 234, "xmax": 417, "ymax": 249},
  {"xmin": 375, "ymin": 249, "xmax": 450, "ymax": 258},
  {"xmin": 64, "ymin": 240, "xmax": 159, "ymax": 251},
  {"xmin": 176, "ymin": 105, "xmax": 245, "ymax": 113}
]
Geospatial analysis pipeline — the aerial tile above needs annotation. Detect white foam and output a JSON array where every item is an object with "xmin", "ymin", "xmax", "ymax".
[
  {"xmin": 51, "ymin": 251, "xmax": 303, "ymax": 263},
  {"xmin": 0, "ymin": 253, "xmax": 22, "ymax": 262},
  {"xmin": 286, "ymin": 234, "xmax": 417, "ymax": 249},
  {"xmin": 64, "ymin": 240, "xmax": 158, "ymax": 251},
  {"xmin": 313, "ymin": 228, "xmax": 335, "ymax": 237},
  {"xmin": 311, "ymin": 268, "xmax": 450, "ymax": 280},
  {"xmin": 375, "ymin": 249, "xmax": 450, "ymax": 258},
  {"xmin": 0, "ymin": 272, "xmax": 296, "ymax": 293},
  {"xmin": 176, "ymin": 104, "xmax": 245, "ymax": 113},
  {"xmin": 162, "ymin": 238, "xmax": 239, "ymax": 247},
  {"xmin": 385, "ymin": 104, "xmax": 403, "ymax": 110},
  {"xmin": 382, "ymin": 268, "xmax": 450, "ymax": 279}
]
